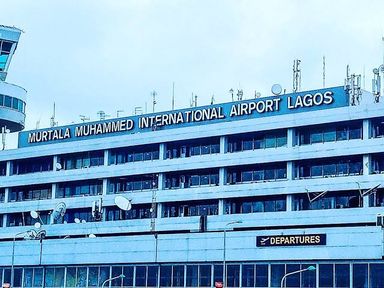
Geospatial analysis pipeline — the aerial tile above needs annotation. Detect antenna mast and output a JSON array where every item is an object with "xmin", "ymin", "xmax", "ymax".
[
  {"xmin": 322, "ymin": 56, "xmax": 326, "ymax": 88},
  {"xmin": 293, "ymin": 59, "xmax": 301, "ymax": 92},
  {"xmin": 237, "ymin": 89, "xmax": 243, "ymax": 101},
  {"xmin": 151, "ymin": 90, "xmax": 157, "ymax": 113},
  {"xmin": 344, "ymin": 65, "xmax": 362, "ymax": 106},
  {"xmin": 172, "ymin": 82, "xmax": 175, "ymax": 110},
  {"xmin": 229, "ymin": 88, "xmax": 234, "ymax": 101},
  {"xmin": 50, "ymin": 102, "xmax": 58, "ymax": 127}
]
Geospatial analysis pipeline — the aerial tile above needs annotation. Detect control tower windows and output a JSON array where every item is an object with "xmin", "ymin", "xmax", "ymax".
[
  {"xmin": 227, "ymin": 130, "xmax": 287, "ymax": 153},
  {"xmin": 296, "ymin": 120, "xmax": 362, "ymax": 145},
  {"xmin": 165, "ymin": 169, "xmax": 219, "ymax": 189},
  {"xmin": 11, "ymin": 156, "xmax": 53, "ymax": 175},
  {"xmin": 58, "ymin": 150, "xmax": 104, "ymax": 170},
  {"xmin": 108, "ymin": 174, "xmax": 158, "ymax": 194},
  {"xmin": 0, "ymin": 40, "xmax": 13, "ymax": 71},
  {"xmin": 166, "ymin": 137, "xmax": 220, "ymax": 159},
  {"xmin": 56, "ymin": 180, "xmax": 103, "ymax": 198}
]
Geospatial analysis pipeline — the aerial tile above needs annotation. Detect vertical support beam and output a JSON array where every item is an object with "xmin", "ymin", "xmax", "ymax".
[
  {"xmin": 104, "ymin": 150, "xmax": 109, "ymax": 166},
  {"xmin": 219, "ymin": 168, "xmax": 226, "ymax": 186},
  {"xmin": 363, "ymin": 154, "xmax": 371, "ymax": 175},
  {"xmin": 220, "ymin": 136, "xmax": 227, "ymax": 154},
  {"xmin": 286, "ymin": 195, "xmax": 293, "ymax": 212},
  {"xmin": 287, "ymin": 162, "xmax": 294, "ymax": 180},
  {"xmin": 363, "ymin": 195, "xmax": 370, "ymax": 207},
  {"xmin": 159, "ymin": 143, "xmax": 166, "ymax": 160},
  {"xmin": 6, "ymin": 160, "xmax": 11, "ymax": 176},
  {"xmin": 53, "ymin": 155, "xmax": 58, "ymax": 170},
  {"xmin": 157, "ymin": 203, "xmax": 163, "ymax": 219},
  {"xmin": 218, "ymin": 199, "xmax": 224, "ymax": 215},
  {"xmin": 287, "ymin": 128, "xmax": 294, "ymax": 148},
  {"xmin": 158, "ymin": 173, "xmax": 165, "ymax": 190},
  {"xmin": 363, "ymin": 119, "xmax": 370, "ymax": 140},
  {"xmin": 4, "ymin": 188, "xmax": 9, "ymax": 203},
  {"xmin": 51, "ymin": 184, "xmax": 57, "ymax": 199},
  {"xmin": 102, "ymin": 179, "xmax": 108, "ymax": 195},
  {"xmin": 2, "ymin": 214, "xmax": 7, "ymax": 227}
]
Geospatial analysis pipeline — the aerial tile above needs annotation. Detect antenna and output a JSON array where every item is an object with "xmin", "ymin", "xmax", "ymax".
[
  {"xmin": 35, "ymin": 119, "xmax": 40, "ymax": 129},
  {"xmin": 345, "ymin": 65, "xmax": 362, "ymax": 105},
  {"xmin": 322, "ymin": 56, "xmax": 326, "ymax": 88},
  {"xmin": 79, "ymin": 115, "xmax": 90, "ymax": 122},
  {"xmin": 229, "ymin": 88, "xmax": 234, "ymax": 101},
  {"xmin": 151, "ymin": 90, "xmax": 157, "ymax": 113},
  {"xmin": 116, "ymin": 110, "xmax": 124, "ymax": 117},
  {"xmin": 134, "ymin": 106, "xmax": 143, "ymax": 115},
  {"xmin": 172, "ymin": 82, "xmax": 175, "ymax": 110},
  {"xmin": 271, "ymin": 84, "xmax": 282, "ymax": 96},
  {"xmin": 190, "ymin": 93, "xmax": 198, "ymax": 107},
  {"xmin": 194, "ymin": 94, "xmax": 198, "ymax": 107},
  {"xmin": 293, "ymin": 59, "xmax": 301, "ymax": 92},
  {"xmin": 97, "ymin": 111, "xmax": 110, "ymax": 121},
  {"xmin": 50, "ymin": 102, "xmax": 58, "ymax": 127},
  {"xmin": 210, "ymin": 95, "xmax": 215, "ymax": 105},
  {"xmin": 237, "ymin": 89, "xmax": 243, "ymax": 101},
  {"xmin": 1, "ymin": 127, "xmax": 10, "ymax": 150}
]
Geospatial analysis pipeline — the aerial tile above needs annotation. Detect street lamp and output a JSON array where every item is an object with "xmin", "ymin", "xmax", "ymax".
[
  {"xmin": 101, "ymin": 274, "xmax": 125, "ymax": 288},
  {"xmin": 280, "ymin": 266, "xmax": 316, "ymax": 288},
  {"xmin": 223, "ymin": 220, "xmax": 242, "ymax": 288}
]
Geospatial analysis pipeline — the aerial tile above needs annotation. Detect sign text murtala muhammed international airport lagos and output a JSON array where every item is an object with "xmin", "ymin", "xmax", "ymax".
[{"xmin": 22, "ymin": 88, "xmax": 345, "ymax": 147}]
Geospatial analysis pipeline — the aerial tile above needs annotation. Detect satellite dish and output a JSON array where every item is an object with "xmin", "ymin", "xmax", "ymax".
[
  {"xmin": 271, "ymin": 84, "xmax": 283, "ymax": 96},
  {"xmin": 34, "ymin": 222, "xmax": 41, "ymax": 229},
  {"xmin": 52, "ymin": 202, "xmax": 67, "ymax": 221},
  {"xmin": 30, "ymin": 211, "xmax": 39, "ymax": 219},
  {"xmin": 55, "ymin": 163, "xmax": 62, "ymax": 171},
  {"xmin": 115, "ymin": 196, "xmax": 132, "ymax": 211},
  {"xmin": 74, "ymin": 218, "xmax": 81, "ymax": 224},
  {"xmin": 255, "ymin": 92, "xmax": 262, "ymax": 98},
  {"xmin": 373, "ymin": 68, "xmax": 379, "ymax": 74},
  {"xmin": 88, "ymin": 233, "xmax": 97, "ymax": 238},
  {"xmin": 81, "ymin": 219, "xmax": 86, "ymax": 223}
]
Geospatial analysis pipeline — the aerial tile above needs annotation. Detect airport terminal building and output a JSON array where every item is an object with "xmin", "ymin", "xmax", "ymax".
[{"xmin": 1, "ymin": 26, "xmax": 384, "ymax": 288}]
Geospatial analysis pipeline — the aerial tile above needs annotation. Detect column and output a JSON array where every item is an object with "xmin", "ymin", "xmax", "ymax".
[
  {"xmin": 219, "ymin": 168, "xmax": 226, "ymax": 185},
  {"xmin": 104, "ymin": 150, "xmax": 109, "ymax": 166},
  {"xmin": 53, "ymin": 155, "xmax": 58, "ymax": 170},
  {"xmin": 102, "ymin": 179, "xmax": 108, "ymax": 195},
  {"xmin": 159, "ymin": 143, "xmax": 166, "ymax": 160},
  {"xmin": 286, "ymin": 195, "xmax": 293, "ymax": 211},
  {"xmin": 4, "ymin": 188, "xmax": 9, "ymax": 203},
  {"xmin": 5, "ymin": 160, "xmax": 11, "ymax": 176},
  {"xmin": 51, "ymin": 183, "xmax": 57, "ymax": 199},
  {"xmin": 157, "ymin": 203, "xmax": 163, "ymax": 219},
  {"xmin": 287, "ymin": 162, "xmax": 294, "ymax": 180},
  {"xmin": 363, "ymin": 119, "xmax": 370, "ymax": 140},
  {"xmin": 220, "ymin": 136, "xmax": 227, "ymax": 154},
  {"xmin": 287, "ymin": 128, "xmax": 295, "ymax": 148},
  {"xmin": 363, "ymin": 154, "xmax": 371, "ymax": 175},
  {"xmin": 218, "ymin": 199, "xmax": 224, "ymax": 215}
]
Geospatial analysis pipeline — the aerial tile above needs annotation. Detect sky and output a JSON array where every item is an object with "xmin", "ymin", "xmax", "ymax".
[{"xmin": 2, "ymin": 0, "xmax": 384, "ymax": 148}]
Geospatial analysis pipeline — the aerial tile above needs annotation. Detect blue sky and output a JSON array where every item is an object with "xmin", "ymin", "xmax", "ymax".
[{"xmin": 2, "ymin": 0, "xmax": 384, "ymax": 147}]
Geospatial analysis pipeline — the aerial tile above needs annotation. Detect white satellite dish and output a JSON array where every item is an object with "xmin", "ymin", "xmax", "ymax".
[
  {"xmin": 115, "ymin": 196, "xmax": 132, "ymax": 211},
  {"xmin": 271, "ymin": 84, "xmax": 283, "ymax": 95},
  {"xmin": 30, "ymin": 210, "xmax": 39, "ymax": 219},
  {"xmin": 34, "ymin": 222, "xmax": 41, "ymax": 229},
  {"xmin": 74, "ymin": 218, "xmax": 81, "ymax": 224},
  {"xmin": 88, "ymin": 233, "xmax": 97, "ymax": 238},
  {"xmin": 55, "ymin": 163, "xmax": 62, "ymax": 171}
]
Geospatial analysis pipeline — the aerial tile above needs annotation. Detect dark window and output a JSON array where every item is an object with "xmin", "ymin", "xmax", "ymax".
[
  {"xmin": 227, "ymin": 163, "xmax": 287, "ymax": 184},
  {"xmin": 9, "ymin": 184, "xmax": 52, "ymax": 202},
  {"xmin": 225, "ymin": 196, "xmax": 286, "ymax": 214},
  {"xmin": 136, "ymin": 266, "xmax": 147, "ymax": 287},
  {"xmin": 106, "ymin": 204, "xmax": 152, "ymax": 221},
  {"xmin": 255, "ymin": 264, "xmax": 268, "ymax": 287},
  {"xmin": 353, "ymin": 263, "xmax": 368, "ymax": 288},
  {"xmin": 186, "ymin": 265, "xmax": 198, "ymax": 287},
  {"xmin": 165, "ymin": 169, "xmax": 219, "ymax": 189},
  {"xmin": 371, "ymin": 117, "xmax": 384, "ymax": 138},
  {"xmin": 12, "ymin": 156, "xmax": 53, "ymax": 175},
  {"xmin": 242, "ymin": 264, "xmax": 254, "ymax": 287},
  {"xmin": 335, "ymin": 264, "xmax": 350, "ymax": 288},
  {"xmin": 371, "ymin": 153, "xmax": 384, "ymax": 174},
  {"xmin": 58, "ymin": 150, "xmax": 104, "ymax": 170},
  {"xmin": 270, "ymin": 264, "xmax": 285, "ymax": 287},
  {"xmin": 123, "ymin": 266, "xmax": 134, "ymax": 286},
  {"xmin": 228, "ymin": 130, "xmax": 287, "ymax": 152},
  {"xmin": 162, "ymin": 200, "xmax": 218, "ymax": 218},
  {"xmin": 173, "ymin": 265, "xmax": 184, "ymax": 287},
  {"xmin": 285, "ymin": 264, "xmax": 300, "ymax": 287},
  {"xmin": 226, "ymin": 265, "xmax": 240, "ymax": 288},
  {"xmin": 108, "ymin": 174, "xmax": 158, "ymax": 194},
  {"xmin": 301, "ymin": 264, "xmax": 316, "ymax": 288},
  {"xmin": 56, "ymin": 180, "xmax": 102, "ymax": 198},
  {"xmin": 167, "ymin": 137, "xmax": 220, "ymax": 159},
  {"xmin": 109, "ymin": 144, "xmax": 159, "ymax": 165},
  {"xmin": 370, "ymin": 263, "xmax": 384, "ymax": 288}
]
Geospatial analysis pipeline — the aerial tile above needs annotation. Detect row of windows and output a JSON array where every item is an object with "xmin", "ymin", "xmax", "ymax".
[
  {"xmin": 108, "ymin": 175, "xmax": 158, "ymax": 194},
  {"xmin": 1, "ymin": 262, "xmax": 383, "ymax": 288},
  {"xmin": 3, "ymin": 190, "xmax": 381, "ymax": 227},
  {"xmin": 56, "ymin": 181, "xmax": 103, "ymax": 198},
  {"xmin": 166, "ymin": 138, "xmax": 220, "ymax": 159},
  {"xmin": 8, "ymin": 185, "xmax": 52, "ymax": 202},
  {"xmin": 227, "ymin": 164, "xmax": 287, "ymax": 184},
  {"xmin": 0, "ymin": 94, "xmax": 26, "ymax": 113},
  {"xmin": 109, "ymin": 145, "xmax": 159, "ymax": 165},
  {"xmin": 165, "ymin": 170, "xmax": 219, "ymax": 189},
  {"xmin": 58, "ymin": 151, "xmax": 104, "ymax": 170}
]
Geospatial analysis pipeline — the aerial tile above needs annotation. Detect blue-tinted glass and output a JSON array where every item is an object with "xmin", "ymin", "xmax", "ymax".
[
  {"xmin": 23, "ymin": 268, "xmax": 33, "ymax": 288},
  {"xmin": 66, "ymin": 267, "xmax": 76, "ymax": 287},
  {"xmin": 241, "ymin": 171, "xmax": 253, "ymax": 182},
  {"xmin": 301, "ymin": 264, "xmax": 316, "ymax": 288},
  {"xmin": 88, "ymin": 267, "xmax": 98, "ymax": 287},
  {"xmin": 242, "ymin": 264, "xmax": 254, "ymax": 287},
  {"xmin": 172, "ymin": 265, "xmax": 184, "ymax": 287},
  {"xmin": 76, "ymin": 267, "xmax": 87, "ymax": 287},
  {"xmin": 285, "ymin": 264, "xmax": 300, "ymax": 287},
  {"xmin": 147, "ymin": 266, "xmax": 158, "ymax": 287},
  {"xmin": 213, "ymin": 265, "xmax": 223, "ymax": 284},
  {"xmin": 255, "ymin": 264, "xmax": 268, "ymax": 287},
  {"xmin": 335, "ymin": 264, "xmax": 350, "ymax": 288},
  {"xmin": 123, "ymin": 266, "xmax": 134, "ymax": 286},
  {"xmin": 370, "ymin": 264, "xmax": 384, "ymax": 288},
  {"xmin": 323, "ymin": 128, "xmax": 336, "ymax": 142},
  {"xmin": 13, "ymin": 268, "xmax": 22, "ymax": 288},
  {"xmin": 136, "ymin": 266, "xmax": 147, "ymax": 287},
  {"xmin": 323, "ymin": 164, "xmax": 336, "ymax": 176},
  {"xmin": 199, "ymin": 265, "xmax": 211, "ymax": 287},
  {"xmin": 353, "ymin": 264, "xmax": 368, "ymax": 288},
  {"xmin": 270, "ymin": 264, "xmax": 285, "ymax": 287},
  {"xmin": 265, "ymin": 136, "xmax": 276, "ymax": 148},
  {"xmin": 54, "ymin": 268, "xmax": 65, "ymax": 287},
  {"xmin": 311, "ymin": 131, "xmax": 323, "ymax": 143},
  {"xmin": 311, "ymin": 165, "xmax": 323, "ymax": 177},
  {"xmin": 160, "ymin": 265, "xmax": 171, "ymax": 287},
  {"xmin": 227, "ymin": 265, "xmax": 240, "ymax": 287},
  {"xmin": 4, "ymin": 95, "xmax": 11, "ymax": 107},
  {"xmin": 186, "ymin": 265, "xmax": 198, "ymax": 287}
]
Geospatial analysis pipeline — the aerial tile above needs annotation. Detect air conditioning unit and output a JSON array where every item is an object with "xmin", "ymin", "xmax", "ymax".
[{"xmin": 377, "ymin": 214, "xmax": 384, "ymax": 227}]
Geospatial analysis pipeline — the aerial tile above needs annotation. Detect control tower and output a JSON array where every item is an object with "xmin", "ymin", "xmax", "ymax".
[{"xmin": 0, "ymin": 25, "xmax": 26, "ymax": 132}]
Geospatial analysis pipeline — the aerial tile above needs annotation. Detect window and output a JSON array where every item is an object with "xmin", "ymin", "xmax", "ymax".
[
  {"xmin": 108, "ymin": 174, "xmax": 158, "ymax": 194},
  {"xmin": 370, "ymin": 263, "xmax": 384, "ymax": 288},
  {"xmin": 9, "ymin": 185, "xmax": 52, "ymax": 202},
  {"xmin": 228, "ymin": 130, "xmax": 287, "ymax": 152},
  {"xmin": 162, "ymin": 200, "xmax": 218, "ymax": 218},
  {"xmin": 242, "ymin": 264, "xmax": 254, "ymax": 287},
  {"xmin": 12, "ymin": 156, "xmax": 53, "ymax": 175},
  {"xmin": 166, "ymin": 137, "xmax": 220, "ymax": 159},
  {"xmin": 165, "ymin": 169, "xmax": 219, "ymax": 189},
  {"xmin": 227, "ymin": 163, "xmax": 287, "ymax": 184},
  {"xmin": 7, "ymin": 211, "xmax": 50, "ymax": 227},
  {"xmin": 56, "ymin": 180, "xmax": 103, "ymax": 198},
  {"xmin": 353, "ymin": 264, "xmax": 368, "ymax": 288},
  {"xmin": 371, "ymin": 117, "xmax": 384, "ymax": 138},
  {"xmin": 110, "ymin": 144, "xmax": 159, "ymax": 165},
  {"xmin": 371, "ymin": 153, "xmax": 384, "ymax": 174},
  {"xmin": 225, "ymin": 196, "xmax": 286, "ymax": 214},
  {"xmin": 106, "ymin": 204, "xmax": 152, "ymax": 221},
  {"xmin": 58, "ymin": 151, "xmax": 104, "ymax": 170},
  {"xmin": 335, "ymin": 264, "xmax": 350, "ymax": 288}
]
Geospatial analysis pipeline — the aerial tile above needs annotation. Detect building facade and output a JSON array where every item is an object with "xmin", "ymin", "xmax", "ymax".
[{"xmin": 0, "ymin": 83, "xmax": 383, "ymax": 287}]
